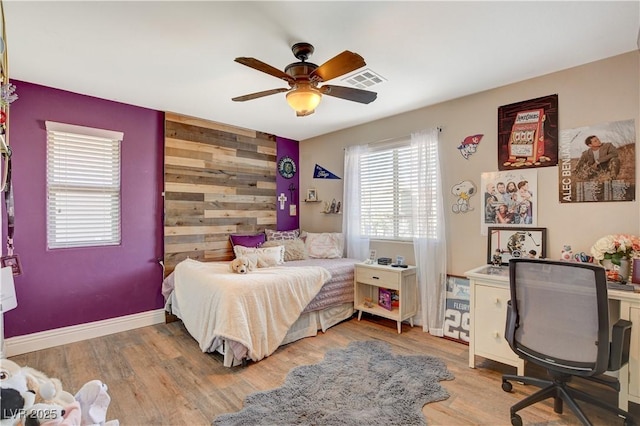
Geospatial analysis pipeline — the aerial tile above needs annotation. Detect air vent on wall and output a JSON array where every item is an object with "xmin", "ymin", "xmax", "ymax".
[{"xmin": 341, "ymin": 68, "xmax": 386, "ymax": 89}]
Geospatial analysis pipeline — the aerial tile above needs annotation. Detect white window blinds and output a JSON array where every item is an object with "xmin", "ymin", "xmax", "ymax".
[
  {"xmin": 46, "ymin": 121, "xmax": 123, "ymax": 249},
  {"xmin": 360, "ymin": 140, "xmax": 414, "ymax": 239}
]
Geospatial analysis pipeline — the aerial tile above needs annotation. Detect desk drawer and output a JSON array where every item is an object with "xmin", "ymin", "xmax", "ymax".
[
  {"xmin": 356, "ymin": 268, "xmax": 400, "ymax": 290},
  {"xmin": 474, "ymin": 285, "xmax": 516, "ymax": 361}
]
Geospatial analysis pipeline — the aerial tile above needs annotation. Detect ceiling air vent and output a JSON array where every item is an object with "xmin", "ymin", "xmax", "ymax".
[{"xmin": 341, "ymin": 68, "xmax": 386, "ymax": 89}]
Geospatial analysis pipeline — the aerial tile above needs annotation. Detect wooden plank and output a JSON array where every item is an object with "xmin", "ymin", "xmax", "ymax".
[
  {"xmin": 204, "ymin": 209, "xmax": 276, "ymax": 219},
  {"xmin": 164, "ymin": 241, "xmax": 230, "ymax": 254},
  {"xmin": 164, "ymin": 225, "xmax": 238, "ymax": 236},
  {"xmin": 164, "ymin": 182, "xmax": 238, "ymax": 195},
  {"xmin": 165, "ymin": 111, "xmax": 257, "ymax": 138}
]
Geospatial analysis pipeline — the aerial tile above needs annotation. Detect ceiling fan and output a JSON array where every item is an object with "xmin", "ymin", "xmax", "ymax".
[{"xmin": 232, "ymin": 42, "xmax": 377, "ymax": 117}]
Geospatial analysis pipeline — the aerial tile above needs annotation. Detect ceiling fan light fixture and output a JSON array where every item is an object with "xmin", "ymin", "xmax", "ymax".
[{"xmin": 286, "ymin": 85, "xmax": 321, "ymax": 116}]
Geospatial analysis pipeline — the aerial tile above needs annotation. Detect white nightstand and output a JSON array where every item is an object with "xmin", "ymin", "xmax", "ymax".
[{"xmin": 354, "ymin": 263, "xmax": 418, "ymax": 333}]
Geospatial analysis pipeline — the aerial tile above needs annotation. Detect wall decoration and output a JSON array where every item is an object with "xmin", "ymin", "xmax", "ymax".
[
  {"xmin": 480, "ymin": 169, "xmax": 537, "ymax": 236},
  {"xmin": 450, "ymin": 180, "xmax": 477, "ymax": 213},
  {"xmin": 164, "ymin": 112, "xmax": 276, "ymax": 273},
  {"xmin": 487, "ymin": 227, "xmax": 547, "ymax": 265},
  {"xmin": 444, "ymin": 275, "xmax": 470, "ymax": 344},
  {"xmin": 498, "ymin": 94, "xmax": 558, "ymax": 170},
  {"xmin": 457, "ymin": 134, "xmax": 483, "ymax": 159},
  {"xmin": 558, "ymin": 119, "xmax": 635, "ymax": 203},
  {"xmin": 278, "ymin": 156, "xmax": 296, "ymax": 179},
  {"xmin": 277, "ymin": 193, "xmax": 287, "ymax": 210},
  {"xmin": 313, "ymin": 164, "xmax": 341, "ymax": 179},
  {"xmin": 306, "ymin": 188, "xmax": 317, "ymax": 201}
]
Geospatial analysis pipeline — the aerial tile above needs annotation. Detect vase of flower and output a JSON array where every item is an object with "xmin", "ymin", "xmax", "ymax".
[
  {"xmin": 592, "ymin": 234, "xmax": 640, "ymax": 282},
  {"xmin": 600, "ymin": 258, "xmax": 614, "ymax": 271},
  {"xmin": 619, "ymin": 257, "xmax": 630, "ymax": 282}
]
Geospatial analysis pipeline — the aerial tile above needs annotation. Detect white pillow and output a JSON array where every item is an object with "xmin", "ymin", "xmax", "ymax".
[
  {"xmin": 305, "ymin": 232, "xmax": 344, "ymax": 259},
  {"xmin": 233, "ymin": 245, "xmax": 285, "ymax": 265}
]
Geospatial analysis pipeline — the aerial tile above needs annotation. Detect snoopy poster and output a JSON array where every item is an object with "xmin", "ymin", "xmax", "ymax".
[{"xmin": 451, "ymin": 180, "xmax": 477, "ymax": 213}]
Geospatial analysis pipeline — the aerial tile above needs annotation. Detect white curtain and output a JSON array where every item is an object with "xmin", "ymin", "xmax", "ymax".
[
  {"xmin": 411, "ymin": 129, "xmax": 447, "ymax": 336},
  {"xmin": 342, "ymin": 144, "xmax": 370, "ymax": 260}
]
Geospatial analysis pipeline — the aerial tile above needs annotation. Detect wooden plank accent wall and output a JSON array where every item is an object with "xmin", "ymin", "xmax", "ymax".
[{"xmin": 163, "ymin": 112, "xmax": 277, "ymax": 274}]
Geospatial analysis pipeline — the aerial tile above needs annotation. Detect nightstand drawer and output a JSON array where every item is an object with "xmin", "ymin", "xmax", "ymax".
[{"xmin": 356, "ymin": 268, "xmax": 400, "ymax": 289}]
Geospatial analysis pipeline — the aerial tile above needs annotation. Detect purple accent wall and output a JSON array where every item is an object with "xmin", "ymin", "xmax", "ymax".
[
  {"xmin": 276, "ymin": 136, "xmax": 299, "ymax": 231},
  {"xmin": 4, "ymin": 81, "xmax": 165, "ymax": 338}
]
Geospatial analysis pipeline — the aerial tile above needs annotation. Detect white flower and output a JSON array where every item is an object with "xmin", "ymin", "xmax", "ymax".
[
  {"xmin": 591, "ymin": 235, "xmax": 615, "ymax": 260},
  {"xmin": 591, "ymin": 234, "xmax": 640, "ymax": 265}
]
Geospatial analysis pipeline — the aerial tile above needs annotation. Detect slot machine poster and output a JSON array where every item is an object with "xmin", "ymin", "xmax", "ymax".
[{"xmin": 498, "ymin": 94, "xmax": 558, "ymax": 171}]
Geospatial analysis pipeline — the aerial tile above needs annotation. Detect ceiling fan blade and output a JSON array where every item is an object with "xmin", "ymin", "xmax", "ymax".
[
  {"xmin": 235, "ymin": 57, "xmax": 294, "ymax": 83},
  {"xmin": 232, "ymin": 88, "xmax": 289, "ymax": 102},
  {"xmin": 310, "ymin": 51, "xmax": 366, "ymax": 82},
  {"xmin": 320, "ymin": 85, "xmax": 377, "ymax": 104}
]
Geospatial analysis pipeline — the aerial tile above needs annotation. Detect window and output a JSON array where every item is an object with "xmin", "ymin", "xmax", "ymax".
[
  {"xmin": 360, "ymin": 139, "xmax": 413, "ymax": 239},
  {"xmin": 359, "ymin": 137, "xmax": 439, "ymax": 240},
  {"xmin": 46, "ymin": 121, "xmax": 122, "ymax": 249}
]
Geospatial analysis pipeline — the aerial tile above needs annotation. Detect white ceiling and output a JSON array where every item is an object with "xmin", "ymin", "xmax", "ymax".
[{"xmin": 4, "ymin": 1, "xmax": 639, "ymax": 141}]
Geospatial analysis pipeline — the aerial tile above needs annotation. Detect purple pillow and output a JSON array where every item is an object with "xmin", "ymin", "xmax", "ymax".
[{"xmin": 229, "ymin": 233, "xmax": 265, "ymax": 249}]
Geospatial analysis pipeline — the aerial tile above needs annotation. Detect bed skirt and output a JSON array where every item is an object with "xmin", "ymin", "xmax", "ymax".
[{"xmin": 219, "ymin": 302, "xmax": 354, "ymax": 367}]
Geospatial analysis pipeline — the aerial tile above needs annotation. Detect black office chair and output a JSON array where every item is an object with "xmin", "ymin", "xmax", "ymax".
[{"xmin": 501, "ymin": 258, "xmax": 634, "ymax": 426}]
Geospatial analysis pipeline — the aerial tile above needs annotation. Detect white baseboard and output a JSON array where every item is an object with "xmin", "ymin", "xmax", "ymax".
[{"xmin": 5, "ymin": 309, "xmax": 166, "ymax": 357}]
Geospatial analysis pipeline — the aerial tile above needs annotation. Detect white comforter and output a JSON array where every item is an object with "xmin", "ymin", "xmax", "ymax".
[{"xmin": 171, "ymin": 258, "xmax": 331, "ymax": 362}]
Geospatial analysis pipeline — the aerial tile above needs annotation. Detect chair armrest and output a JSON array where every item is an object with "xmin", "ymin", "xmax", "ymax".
[
  {"xmin": 504, "ymin": 300, "xmax": 518, "ymax": 350},
  {"xmin": 608, "ymin": 319, "xmax": 632, "ymax": 371}
]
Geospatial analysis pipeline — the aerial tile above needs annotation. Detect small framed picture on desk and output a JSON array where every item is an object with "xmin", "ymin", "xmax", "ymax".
[{"xmin": 487, "ymin": 227, "xmax": 547, "ymax": 265}]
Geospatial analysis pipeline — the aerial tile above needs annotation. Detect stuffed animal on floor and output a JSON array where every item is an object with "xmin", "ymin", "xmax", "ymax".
[
  {"xmin": 0, "ymin": 359, "xmax": 36, "ymax": 426},
  {"xmin": 24, "ymin": 403, "xmax": 67, "ymax": 426},
  {"xmin": 230, "ymin": 256, "xmax": 254, "ymax": 274},
  {"xmin": 75, "ymin": 380, "xmax": 119, "ymax": 426},
  {"xmin": 21, "ymin": 367, "xmax": 75, "ymax": 409}
]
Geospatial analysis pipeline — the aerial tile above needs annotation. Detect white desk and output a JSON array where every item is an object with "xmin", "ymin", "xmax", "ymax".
[{"xmin": 466, "ymin": 264, "xmax": 640, "ymax": 410}]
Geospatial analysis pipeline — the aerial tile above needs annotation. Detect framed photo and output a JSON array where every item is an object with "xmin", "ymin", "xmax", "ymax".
[
  {"xmin": 1, "ymin": 254, "xmax": 22, "ymax": 276},
  {"xmin": 368, "ymin": 249, "xmax": 377, "ymax": 263},
  {"xmin": 487, "ymin": 227, "xmax": 547, "ymax": 265},
  {"xmin": 306, "ymin": 188, "xmax": 317, "ymax": 201}
]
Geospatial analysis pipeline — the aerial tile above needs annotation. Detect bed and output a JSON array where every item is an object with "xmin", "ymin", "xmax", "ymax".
[{"xmin": 163, "ymin": 256, "xmax": 359, "ymax": 367}]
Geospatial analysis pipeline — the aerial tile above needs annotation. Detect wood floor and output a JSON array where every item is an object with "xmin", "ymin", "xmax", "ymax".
[{"xmin": 9, "ymin": 314, "xmax": 639, "ymax": 425}]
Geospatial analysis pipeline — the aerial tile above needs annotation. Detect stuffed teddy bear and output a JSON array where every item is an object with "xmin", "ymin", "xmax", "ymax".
[{"xmin": 0, "ymin": 359, "xmax": 36, "ymax": 426}]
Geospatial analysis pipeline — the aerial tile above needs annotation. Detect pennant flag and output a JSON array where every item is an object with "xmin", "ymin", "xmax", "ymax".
[{"xmin": 313, "ymin": 164, "xmax": 341, "ymax": 179}]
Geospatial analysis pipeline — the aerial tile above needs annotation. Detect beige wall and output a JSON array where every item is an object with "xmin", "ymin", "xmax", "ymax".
[{"xmin": 299, "ymin": 52, "xmax": 640, "ymax": 276}]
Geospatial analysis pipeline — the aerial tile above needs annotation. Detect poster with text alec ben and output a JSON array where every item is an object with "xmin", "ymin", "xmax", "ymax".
[{"xmin": 558, "ymin": 119, "xmax": 635, "ymax": 203}]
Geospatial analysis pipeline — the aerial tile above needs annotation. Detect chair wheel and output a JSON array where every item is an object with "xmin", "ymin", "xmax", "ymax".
[
  {"xmin": 510, "ymin": 413, "xmax": 523, "ymax": 426},
  {"xmin": 502, "ymin": 380, "xmax": 513, "ymax": 392}
]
